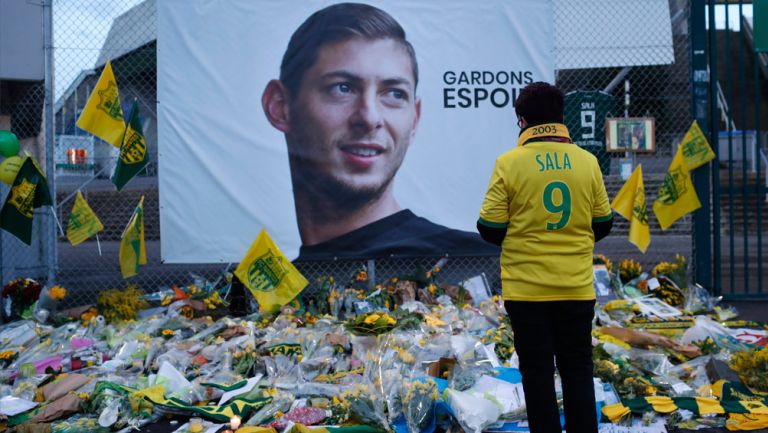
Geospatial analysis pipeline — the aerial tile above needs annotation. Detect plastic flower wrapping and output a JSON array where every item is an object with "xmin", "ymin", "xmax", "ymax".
[{"xmin": 0, "ymin": 255, "xmax": 767, "ymax": 432}]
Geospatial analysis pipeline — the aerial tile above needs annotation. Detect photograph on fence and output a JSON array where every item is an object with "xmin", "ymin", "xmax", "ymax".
[
  {"xmin": 157, "ymin": 0, "xmax": 554, "ymax": 262},
  {"xmin": 605, "ymin": 117, "xmax": 656, "ymax": 153}
]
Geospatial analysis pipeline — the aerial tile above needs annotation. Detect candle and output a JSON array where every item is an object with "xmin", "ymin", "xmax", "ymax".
[
  {"xmin": 188, "ymin": 417, "xmax": 203, "ymax": 433},
  {"xmin": 230, "ymin": 415, "xmax": 241, "ymax": 430}
]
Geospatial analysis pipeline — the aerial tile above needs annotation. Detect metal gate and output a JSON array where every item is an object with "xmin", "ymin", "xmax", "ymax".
[{"xmin": 691, "ymin": 0, "xmax": 767, "ymax": 298}]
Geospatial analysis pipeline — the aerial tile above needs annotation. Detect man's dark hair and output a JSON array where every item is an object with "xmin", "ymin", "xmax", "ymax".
[
  {"xmin": 514, "ymin": 82, "xmax": 564, "ymax": 125},
  {"xmin": 280, "ymin": 3, "xmax": 418, "ymax": 98}
]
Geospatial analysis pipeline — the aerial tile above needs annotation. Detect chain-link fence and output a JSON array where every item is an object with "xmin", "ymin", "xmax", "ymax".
[
  {"xmin": 556, "ymin": 0, "xmax": 693, "ymax": 274},
  {"xmin": 1, "ymin": 0, "xmax": 700, "ymax": 309}
]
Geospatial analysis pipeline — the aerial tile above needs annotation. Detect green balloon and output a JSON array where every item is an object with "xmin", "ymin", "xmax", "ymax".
[{"xmin": 0, "ymin": 130, "xmax": 20, "ymax": 157}]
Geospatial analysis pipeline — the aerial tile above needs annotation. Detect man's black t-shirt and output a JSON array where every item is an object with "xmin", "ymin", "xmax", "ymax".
[{"xmin": 296, "ymin": 209, "xmax": 499, "ymax": 261}]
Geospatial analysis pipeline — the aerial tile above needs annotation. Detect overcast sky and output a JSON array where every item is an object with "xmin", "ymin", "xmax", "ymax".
[
  {"xmin": 53, "ymin": 0, "xmax": 144, "ymax": 100},
  {"xmin": 51, "ymin": 1, "xmax": 753, "ymax": 102}
]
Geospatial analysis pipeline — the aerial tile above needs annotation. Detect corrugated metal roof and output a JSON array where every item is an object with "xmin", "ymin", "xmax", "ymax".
[{"xmin": 94, "ymin": 0, "xmax": 156, "ymax": 68}]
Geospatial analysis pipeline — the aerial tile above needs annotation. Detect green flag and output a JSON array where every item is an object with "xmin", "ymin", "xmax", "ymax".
[
  {"xmin": 0, "ymin": 157, "xmax": 52, "ymax": 245},
  {"xmin": 112, "ymin": 100, "xmax": 149, "ymax": 191}
]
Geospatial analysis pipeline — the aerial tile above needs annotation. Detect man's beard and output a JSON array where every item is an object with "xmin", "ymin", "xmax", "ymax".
[{"xmin": 288, "ymin": 152, "xmax": 396, "ymax": 214}]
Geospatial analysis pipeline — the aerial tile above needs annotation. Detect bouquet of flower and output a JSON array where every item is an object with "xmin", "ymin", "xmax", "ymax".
[
  {"xmin": 96, "ymin": 285, "xmax": 149, "ymax": 323},
  {"xmin": 403, "ymin": 379, "xmax": 438, "ymax": 433},
  {"xmin": 730, "ymin": 348, "xmax": 768, "ymax": 391},
  {"xmin": 594, "ymin": 254, "xmax": 614, "ymax": 274},
  {"xmin": 691, "ymin": 336, "xmax": 722, "ymax": 355},
  {"xmin": 593, "ymin": 349, "xmax": 658, "ymax": 399},
  {"xmin": 366, "ymin": 285, "xmax": 396, "ymax": 311},
  {"xmin": 337, "ymin": 383, "xmax": 390, "ymax": 432},
  {"xmin": 304, "ymin": 275, "xmax": 335, "ymax": 316},
  {"xmin": 652, "ymin": 255, "xmax": 688, "ymax": 290},
  {"xmin": 480, "ymin": 322, "xmax": 515, "ymax": 362},
  {"xmin": 233, "ymin": 345, "xmax": 259, "ymax": 376},
  {"xmin": 345, "ymin": 312, "xmax": 397, "ymax": 336},
  {"xmin": 619, "ymin": 259, "xmax": 643, "ymax": 285},
  {"xmin": 2, "ymin": 278, "xmax": 42, "ymax": 319},
  {"xmin": 33, "ymin": 284, "xmax": 68, "ymax": 322},
  {"xmin": 0, "ymin": 349, "xmax": 18, "ymax": 368},
  {"xmin": 393, "ymin": 309, "xmax": 424, "ymax": 331},
  {"xmin": 650, "ymin": 276, "xmax": 685, "ymax": 307}
]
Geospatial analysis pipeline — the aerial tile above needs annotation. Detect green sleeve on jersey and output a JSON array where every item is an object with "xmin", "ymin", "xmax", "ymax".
[
  {"xmin": 592, "ymin": 213, "xmax": 614, "ymax": 223},
  {"xmin": 478, "ymin": 217, "xmax": 508, "ymax": 229}
]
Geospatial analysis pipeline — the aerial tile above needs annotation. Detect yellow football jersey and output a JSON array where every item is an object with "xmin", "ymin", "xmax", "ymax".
[{"xmin": 479, "ymin": 123, "xmax": 612, "ymax": 301}]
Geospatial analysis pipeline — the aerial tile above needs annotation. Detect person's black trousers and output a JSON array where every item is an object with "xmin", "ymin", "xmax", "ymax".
[{"xmin": 504, "ymin": 300, "xmax": 597, "ymax": 433}]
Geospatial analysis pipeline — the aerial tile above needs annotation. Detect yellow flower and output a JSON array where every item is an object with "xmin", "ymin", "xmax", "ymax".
[
  {"xmin": 162, "ymin": 329, "xmax": 175, "ymax": 336},
  {"xmin": 594, "ymin": 254, "xmax": 614, "ymax": 273},
  {"xmin": 275, "ymin": 410, "xmax": 283, "ymax": 418},
  {"xmin": 419, "ymin": 339, "xmax": 426, "ymax": 345},
  {"xmin": 364, "ymin": 314, "xmax": 381, "ymax": 324},
  {"xmin": 0, "ymin": 350, "xmax": 16, "ymax": 360},
  {"xmin": 49, "ymin": 285, "xmax": 67, "ymax": 301},
  {"xmin": 425, "ymin": 315, "xmax": 446, "ymax": 327},
  {"xmin": 428, "ymin": 283, "xmax": 437, "ymax": 295},
  {"xmin": 78, "ymin": 392, "xmax": 89, "ymax": 399}
]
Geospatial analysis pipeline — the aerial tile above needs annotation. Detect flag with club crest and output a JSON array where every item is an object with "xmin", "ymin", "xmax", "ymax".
[
  {"xmin": 76, "ymin": 60, "xmax": 125, "ymax": 147},
  {"xmin": 611, "ymin": 164, "xmax": 650, "ymax": 253},
  {"xmin": 653, "ymin": 147, "xmax": 702, "ymax": 230},
  {"xmin": 235, "ymin": 229, "xmax": 308, "ymax": 313},
  {"xmin": 119, "ymin": 195, "xmax": 147, "ymax": 278},
  {"xmin": 112, "ymin": 100, "xmax": 149, "ymax": 191},
  {"xmin": 66, "ymin": 191, "xmax": 104, "ymax": 246},
  {"xmin": 0, "ymin": 157, "xmax": 52, "ymax": 245},
  {"xmin": 678, "ymin": 120, "xmax": 715, "ymax": 170}
]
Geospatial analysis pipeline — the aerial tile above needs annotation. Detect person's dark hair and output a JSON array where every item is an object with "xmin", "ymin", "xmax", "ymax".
[
  {"xmin": 514, "ymin": 82, "xmax": 564, "ymax": 125},
  {"xmin": 280, "ymin": 3, "xmax": 418, "ymax": 97}
]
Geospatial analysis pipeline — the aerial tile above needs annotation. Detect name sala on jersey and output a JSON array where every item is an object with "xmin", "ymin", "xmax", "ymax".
[{"xmin": 535, "ymin": 152, "xmax": 572, "ymax": 172}]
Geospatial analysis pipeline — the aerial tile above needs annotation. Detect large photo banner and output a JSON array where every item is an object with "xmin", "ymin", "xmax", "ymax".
[{"xmin": 158, "ymin": 0, "xmax": 553, "ymax": 263}]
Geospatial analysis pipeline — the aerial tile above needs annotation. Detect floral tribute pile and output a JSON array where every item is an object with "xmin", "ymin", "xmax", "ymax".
[{"xmin": 0, "ymin": 256, "xmax": 767, "ymax": 433}]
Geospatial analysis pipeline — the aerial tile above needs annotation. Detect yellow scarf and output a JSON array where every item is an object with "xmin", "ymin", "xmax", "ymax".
[{"xmin": 517, "ymin": 123, "xmax": 572, "ymax": 147}]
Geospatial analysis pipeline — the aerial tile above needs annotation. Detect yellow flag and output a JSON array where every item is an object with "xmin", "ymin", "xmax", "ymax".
[
  {"xmin": 679, "ymin": 120, "xmax": 715, "ymax": 170},
  {"xmin": 235, "ymin": 229, "xmax": 308, "ymax": 313},
  {"xmin": 66, "ymin": 191, "xmax": 104, "ymax": 246},
  {"xmin": 653, "ymin": 147, "xmax": 702, "ymax": 230},
  {"xmin": 611, "ymin": 164, "xmax": 650, "ymax": 253},
  {"xmin": 119, "ymin": 195, "xmax": 146, "ymax": 278},
  {"xmin": 76, "ymin": 60, "xmax": 125, "ymax": 147}
]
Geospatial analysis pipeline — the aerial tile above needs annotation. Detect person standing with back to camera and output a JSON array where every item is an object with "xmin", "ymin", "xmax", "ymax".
[{"xmin": 477, "ymin": 82, "xmax": 613, "ymax": 433}]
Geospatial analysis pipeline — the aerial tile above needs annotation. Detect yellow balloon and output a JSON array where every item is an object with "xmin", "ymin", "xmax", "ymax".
[{"xmin": 0, "ymin": 156, "xmax": 23, "ymax": 185}]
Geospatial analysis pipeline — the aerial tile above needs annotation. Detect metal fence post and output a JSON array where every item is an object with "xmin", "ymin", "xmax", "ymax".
[
  {"xmin": 367, "ymin": 259, "xmax": 376, "ymax": 291},
  {"xmin": 690, "ymin": 0, "xmax": 715, "ymax": 292},
  {"xmin": 43, "ymin": 0, "xmax": 58, "ymax": 285}
]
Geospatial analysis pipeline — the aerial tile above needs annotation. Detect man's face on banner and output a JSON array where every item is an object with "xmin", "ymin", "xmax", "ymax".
[{"xmin": 286, "ymin": 37, "xmax": 421, "ymax": 203}]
